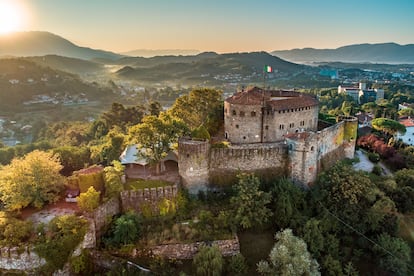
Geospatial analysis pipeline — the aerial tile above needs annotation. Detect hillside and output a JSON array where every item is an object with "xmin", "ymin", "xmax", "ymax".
[
  {"xmin": 26, "ymin": 55, "xmax": 105, "ymax": 75},
  {"xmin": 0, "ymin": 58, "xmax": 113, "ymax": 112},
  {"xmin": 120, "ymin": 49, "xmax": 200, "ymax": 57},
  {"xmin": 0, "ymin": 31, "xmax": 123, "ymax": 61},
  {"xmin": 114, "ymin": 51, "xmax": 305, "ymax": 84},
  {"xmin": 272, "ymin": 43, "xmax": 414, "ymax": 64}
]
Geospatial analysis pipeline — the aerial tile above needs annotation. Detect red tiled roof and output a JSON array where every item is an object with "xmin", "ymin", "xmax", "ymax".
[
  {"xmin": 399, "ymin": 118, "xmax": 414, "ymax": 127},
  {"xmin": 225, "ymin": 87, "xmax": 318, "ymax": 110}
]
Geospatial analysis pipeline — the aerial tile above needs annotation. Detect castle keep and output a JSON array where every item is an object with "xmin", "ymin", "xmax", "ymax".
[{"xmin": 178, "ymin": 87, "xmax": 357, "ymax": 193}]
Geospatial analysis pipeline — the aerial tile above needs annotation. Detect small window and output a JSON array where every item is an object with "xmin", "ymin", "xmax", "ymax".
[
  {"xmin": 232, "ymin": 110, "xmax": 237, "ymax": 116},
  {"xmin": 311, "ymin": 146, "xmax": 314, "ymax": 151},
  {"xmin": 251, "ymin": 111, "xmax": 256, "ymax": 117},
  {"xmin": 265, "ymin": 125, "xmax": 269, "ymax": 130},
  {"xmin": 236, "ymin": 124, "xmax": 239, "ymax": 128},
  {"xmin": 186, "ymin": 154, "xmax": 190, "ymax": 158},
  {"xmin": 243, "ymin": 136, "xmax": 246, "ymax": 140},
  {"xmin": 240, "ymin": 111, "xmax": 245, "ymax": 117}
]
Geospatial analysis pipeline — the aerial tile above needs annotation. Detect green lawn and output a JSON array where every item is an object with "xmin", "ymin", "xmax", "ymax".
[{"xmin": 125, "ymin": 179, "xmax": 173, "ymax": 190}]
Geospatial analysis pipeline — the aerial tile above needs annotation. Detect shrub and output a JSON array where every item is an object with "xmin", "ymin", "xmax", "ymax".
[
  {"xmin": 372, "ymin": 165, "xmax": 382, "ymax": 176},
  {"xmin": 211, "ymin": 141, "xmax": 230, "ymax": 148},
  {"xmin": 77, "ymin": 186, "xmax": 101, "ymax": 213},
  {"xmin": 368, "ymin": 152, "xmax": 380, "ymax": 163},
  {"xmin": 35, "ymin": 215, "xmax": 88, "ymax": 273}
]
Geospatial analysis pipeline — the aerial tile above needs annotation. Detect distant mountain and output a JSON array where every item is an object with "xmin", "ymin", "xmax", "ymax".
[
  {"xmin": 0, "ymin": 31, "xmax": 124, "ymax": 61},
  {"xmin": 120, "ymin": 49, "xmax": 200, "ymax": 57},
  {"xmin": 115, "ymin": 51, "xmax": 304, "ymax": 83},
  {"xmin": 272, "ymin": 43, "xmax": 414, "ymax": 64}
]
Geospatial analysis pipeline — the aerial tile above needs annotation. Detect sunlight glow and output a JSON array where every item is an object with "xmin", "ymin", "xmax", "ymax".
[{"xmin": 0, "ymin": 0, "xmax": 23, "ymax": 34}]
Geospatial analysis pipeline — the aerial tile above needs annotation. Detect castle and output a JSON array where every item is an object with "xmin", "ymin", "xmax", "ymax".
[{"xmin": 178, "ymin": 87, "xmax": 357, "ymax": 193}]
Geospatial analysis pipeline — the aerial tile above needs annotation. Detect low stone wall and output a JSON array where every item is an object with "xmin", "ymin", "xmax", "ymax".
[
  {"xmin": 92, "ymin": 197, "xmax": 120, "ymax": 239},
  {"xmin": 120, "ymin": 185, "xmax": 178, "ymax": 214},
  {"xmin": 150, "ymin": 237, "xmax": 240, "ymax": 259},
  {"xmin": 0, "ymin": 246, "xmax": 46, "ymax": 271}
]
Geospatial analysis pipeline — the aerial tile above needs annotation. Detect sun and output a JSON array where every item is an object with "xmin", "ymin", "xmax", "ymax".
[{"xmin": 0, "ymin": 0, "xmax": 23, "ymax": 35}]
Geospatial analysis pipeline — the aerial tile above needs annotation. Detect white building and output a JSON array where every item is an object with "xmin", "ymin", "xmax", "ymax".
[
  {"xmin": 338, "ymin": 82, "xmax": 384, "ymax": 103},
  {"xmin": 398, "ymin": 117, "xmax": 414, "ymax": 146}
]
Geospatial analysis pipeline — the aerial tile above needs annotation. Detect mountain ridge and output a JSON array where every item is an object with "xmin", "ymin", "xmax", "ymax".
[
  {"xmin": 271, "ymin": 43, "xmax": 414, "ymax": 64},
  {"xmin": 0, "ymin": 31, "xmax": 124, "ymax": 61}
]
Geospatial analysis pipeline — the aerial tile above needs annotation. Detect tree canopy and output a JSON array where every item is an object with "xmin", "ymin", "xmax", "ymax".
[
  {"xmin": 230, "ymin": 173, "xmax": 272, "ymax": 229},
  {"xmin": 128, "ymin": 112, "xmax": 188, "ymax": 174},
  {"xmin": 0, "ymin": 150, "xmax": 65, "ymax": 211},
  {"xmin": 371, "ymin": 118, "xmax": 406, "ymax": 136},
  {"xmin": 257, "ymin": 228, "xmax": 320, "ymax": 276},
  {"xmin": 168, "ymin": 88, "xmax": 223, "ymax": 133}
]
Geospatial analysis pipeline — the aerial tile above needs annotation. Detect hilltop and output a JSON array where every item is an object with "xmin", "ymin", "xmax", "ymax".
[
  {"xmin": 114, "ymin": 51, "xmax": 305, "ymax": 84},
  {"xmin": 0, "ymin": 31, "xmax": 123, "ymax": 61},
  {"xmin": 272, "ymin": 43, "xmax": 414, "ymax": 64}
]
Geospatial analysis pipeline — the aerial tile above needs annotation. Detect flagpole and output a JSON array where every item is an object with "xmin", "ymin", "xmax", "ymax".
[{"xmin": 261, "ymin": 66, "xmax": 266, "ymax": 143}]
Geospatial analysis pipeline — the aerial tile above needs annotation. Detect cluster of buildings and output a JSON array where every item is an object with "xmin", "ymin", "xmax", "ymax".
[{"xmin": 338, "ymin": 82, "xmax": 384, "ymax": 103}]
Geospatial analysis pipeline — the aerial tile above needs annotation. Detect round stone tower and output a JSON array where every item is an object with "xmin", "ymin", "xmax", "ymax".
[
  {"xmin": 338, "ymin": 115, "xmax": 358, "ymax": 159},
  {"xmin": 178, "ymin": 138, "xmax": 210, "ymax": 194}
]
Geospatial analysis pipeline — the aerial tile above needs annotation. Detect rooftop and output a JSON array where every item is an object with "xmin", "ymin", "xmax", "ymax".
[{"xmin": 225, "ymin": 87, "xmax": 318, "ymax": 110}]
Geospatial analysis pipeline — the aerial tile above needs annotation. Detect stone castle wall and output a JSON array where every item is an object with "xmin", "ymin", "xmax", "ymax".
[
  {"xmin": 150, "ymin": 237, "xmax": 240, "ymax": 259},
  {"xmin": 92, "ymin": 197, "xmax": 120, "ymax": 239},
  {"xmin": 0, "ymin": 246, "xmax": 46, "ymax": 271},
  {"xmin": 209, "ymin": 143, "xmax": 288, "ymax": 185},
  {"xmin": 178, "ymin": 139, "xmax": 210, "ymax": 193},
  {"xmin": 120, "ymin": 185, "xmax": 178, "ymax": 213}
]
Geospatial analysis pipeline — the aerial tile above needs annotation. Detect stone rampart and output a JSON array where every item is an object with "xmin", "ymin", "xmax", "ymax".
[
  {"xmin": 92, "ymin": 197, "xmax": 120, "ymax": 239},
  {"xmin": 150, "ymin": 236, "xmax": 240, "ymax": 259},
  {"xmin": 0, "ymin": 246, "xmax": 46, "ymax": 271},
  {"xmin": 209, "ymin": 143, "xmax": 288, "ymax": 185},
  {"xmin": 120, "ymin": 185, "xmax": 178, "ymax": 214}
]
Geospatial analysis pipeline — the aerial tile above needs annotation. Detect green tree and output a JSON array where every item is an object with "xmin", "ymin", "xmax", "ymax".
[
  {"xmin": 90, "ymin": 126, "xmax": 126, "ymax": 165},
  {"xmin": 302, "ymin": 218, "xmax": 324, "ymax": 258},
  {"xmin": 257, "ymin": 229, "xmax": 320, "ymax": 276},
  {"xmin": 371, "ymin": 118, "xmax": 406, "ymax": 140},
  {"xmin": 112, "ymin": 212, "xmax": 142, "ymax": 245},
  {"xmin": 192, "ymin": 245, "xmax": 224, "ymax": 276},
  {"xmin": 373, "ymin": 234, "xmax": 411, "ymax": 276},
  {"xmin": 398, "ymin": 107, "xmax": 414, "ymax": 117},
  {"xmin": 77, "ymin": 186, "xmax": 100, "ymax": 213},
  {"xmin": 230, "ymin": 173, "xmax": 272, "ymax": 229},
  {"xmin": 102, "ymin": 102, "xmax": 146, "ymax": 131},
  {"xmin": 103, "ymin": 161, "xmax": 124, "ymax": 200},
  {"xmin": 128, "ymin": 112, "xmax": 188, "ymax": 174},
  {"xmin": 168, "ymin": 88, "xmax": 223, "ymax": 133},
  {"xmin": 53, "ymin": 146, "xmax": 91, "ymax": 176},
  {"xmin": 226, "ymin": 253, "xmax": 248, "ymax": 276},
  {"xmin": 0, "ymin": 150, "xmax": 65, "ymax": 211},
  {"xmin": 271, "ymin": 177, "xmax": 306, "ymax": 228},
  {"xmin": 314, "ymin": 163, "xmax": 381, "ymax": 233}
]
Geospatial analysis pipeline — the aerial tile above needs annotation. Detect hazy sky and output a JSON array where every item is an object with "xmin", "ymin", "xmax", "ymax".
[{"xmin": 8, "ymin": 0, "xmax": 414, "ymax": 53}]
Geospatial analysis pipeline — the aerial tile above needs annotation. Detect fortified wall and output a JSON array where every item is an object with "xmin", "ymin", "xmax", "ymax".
[
  {"xmin": 178, "ymin": 87, "xmax": 357, "ymax": 193},
  {"xmin": 179, "ymin": 117, "xmax": 356, "ymax": 192}
]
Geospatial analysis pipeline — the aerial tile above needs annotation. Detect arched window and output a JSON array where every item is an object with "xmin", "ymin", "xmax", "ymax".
[
  {"xmin": 251, "ymin": 111, "xmax": 256, "ymax": 117},
  {"xmin": 232, "ymin": 110, "xmax": 237, "ymax": 116}
]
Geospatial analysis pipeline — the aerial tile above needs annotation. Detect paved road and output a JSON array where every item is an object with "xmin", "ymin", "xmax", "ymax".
[{"xmin": 353, "ymin": 150, "xmax": 392, "ymax": 175}]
